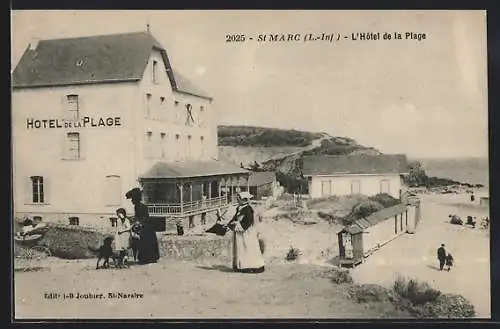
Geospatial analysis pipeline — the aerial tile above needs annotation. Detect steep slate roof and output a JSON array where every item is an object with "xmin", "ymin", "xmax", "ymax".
[
  {"xmin": 247, "ymin": 171, "xmax": 276, "ymax": 186},
  {"xmin": 12, "ymin": 32, "xmax": 211, "ymax": 99},
  {"xmin": 302, "ymin": 154, "xmax": 409, "ymax": 176},
  {"xmin": 140, "ymin": 159, "xmax": 249, "ymax": 179},
  {"xmin": 341, "ymin": 203, "xmax": 409, "ymax": 234}
]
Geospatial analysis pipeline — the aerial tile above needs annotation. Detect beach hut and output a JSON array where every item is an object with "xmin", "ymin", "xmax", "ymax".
[
  {"xmin": 337, "ymin": 203, "xmax": 417, "ymax": 267},
  {"xmin": 406, "ymin": 196, "xmax": 422, "ymax": 233}
]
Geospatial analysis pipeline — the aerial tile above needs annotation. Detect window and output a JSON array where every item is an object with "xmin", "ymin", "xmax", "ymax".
[
  {"xmin": 199, "ymin": 106, "xmax": 205, "ymax": 126},
  {"xmin": 200, "ymin": 136, "xmax": 205, "ymax": 158},
  {"xmin": 152, "ymin": 60, "xmax": 158, "ymax": 83},
  {"xmin": 65, "ymin": 132, "xmax": 80, "ymax": 160},
  {"xmin": 69, "ymin": 217, "xmax": 80, "ymax": 226},
  {"xmin": 380, "ymin": 179, "xmax": 390, "ymax": 194},
  {"xmin": 321, "ymin": 180, "xmax": 331, "ymax": 197},
  {"xmin": 175, "ymin": 134, "xmax": 181, "ymax": 159},
  {"xmin": 160, "ymin": 133, "xmax": 167, "ymax": 158},
  {"xmin": 104, "ymin": 175, "xmax": 121, "ymax": 206},
  {"xmin": 174, "ymin": 101, "xmax": 180, "ymax": 123},
  {"xmin": 186, "ymin": 135, "xmax": 192, "ymax": 159},
  {"xmin": 146, "ymin": 93, "xmax": 152, "ymax": 118},
  {"xmin": 159, "ymin": 97, "xmax": 166, "ymax": 121},
  {"xmin": 66, "ymin": 94, "xmax": 79, "ymax": 120},
  {"xmin": 185, "ymin": 104, "xmax": 194, "ymax": 126},
  {"xmin": 350, "ymin": 180, "xmax": 361, "ymax": 194},
  {"xmin": 144, "ymin": 132, "xmax": 153, "ymax": 158},
  {"xmin": 31, "ymin": 176, "xmax": 44, "ymax": 203}
]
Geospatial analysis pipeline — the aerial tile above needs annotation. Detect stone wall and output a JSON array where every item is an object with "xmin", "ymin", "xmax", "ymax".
[{"xmin": 14, "ymin": 221, "xmax": 233, "ymax": 263}]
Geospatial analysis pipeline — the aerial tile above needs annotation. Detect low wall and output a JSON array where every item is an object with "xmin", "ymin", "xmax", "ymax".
[
  {"xmin": 13, "ymin": 222, "xmax": 233, "ymax": 263},
  {"xmin": 159, "ymin": 235, "xmax": 232, "ymax": 262},
  {"xmin": 14, "ymin": 224, "xmax": 109, "ymax": 259}
]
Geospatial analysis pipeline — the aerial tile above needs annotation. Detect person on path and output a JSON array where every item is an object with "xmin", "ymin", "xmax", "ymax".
[
  {"xmin": 437, "ymin": 243, "xmax": 447, "ymax": 271},
  {"xmin": 445, "ymin": 253, "xmax": 454, "ymax": 272},
  {"xmin": 126, "ymin": 188, "xmax": 160, "ymax": 265}
]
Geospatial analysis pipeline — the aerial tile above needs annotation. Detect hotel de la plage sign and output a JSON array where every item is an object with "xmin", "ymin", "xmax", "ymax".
[{"xmin": 26, "ymin": 116, "xmax": 122, "ymax": 130}]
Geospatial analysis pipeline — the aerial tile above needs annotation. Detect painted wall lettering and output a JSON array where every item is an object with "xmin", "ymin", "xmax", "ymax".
[{"xmin": 26, "ymin": 117, "xmax": 122, "ymax": 129}]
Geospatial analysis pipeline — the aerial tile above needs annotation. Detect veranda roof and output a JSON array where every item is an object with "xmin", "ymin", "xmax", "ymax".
[{"xmin": 140, "ymin": 159, "xmax": 249, "ymax": 179}]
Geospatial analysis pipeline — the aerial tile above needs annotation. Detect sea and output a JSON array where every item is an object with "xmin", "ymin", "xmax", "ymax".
[{"xmin": 416, "ymin": 157, "xmax": 489, "ymax": 188}]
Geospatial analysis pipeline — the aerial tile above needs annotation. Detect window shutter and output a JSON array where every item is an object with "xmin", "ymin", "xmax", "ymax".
[
  {"xmin": 114, "ymin": 177, "xmax": 122, "ymax": 205},
  {"xmin": 60, "ymin": 95, "xmax": 68, "ymax": 121},
  {"xmin": 24, "ymin": 176, "xmax": 33, "ymax": 204},
  {"xmin": 60, "ymin": 133, "xmax": 68, "ymax": 160},
  {"xmin": 43, "ymin": 176, "xmax": 50, "ymax": 204},
  {"xmin": 104, "ymin": 177, "xmax": 111, "ymax": 206},
  {"xmin": 77, "ymin": 95, "xmax": 83, "ymax": 119},
  {"xmin": 78, "ymin": 132, "xmax": 84, "ymax": 160}
]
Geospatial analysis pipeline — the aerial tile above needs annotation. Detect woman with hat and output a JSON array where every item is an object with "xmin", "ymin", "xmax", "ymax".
[
  {"xmin": 226, "ymin": 191, "xmax": 265, "ymax": 273},
  {"xmin": 125, "ymin": 187, "xmax": 160, "ymax": 264}
]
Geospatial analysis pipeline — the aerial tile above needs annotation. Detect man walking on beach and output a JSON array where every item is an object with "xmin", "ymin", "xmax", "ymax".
[{"xmin": 437, "ymin": 244, "xmax": 447, "ymax": 271}]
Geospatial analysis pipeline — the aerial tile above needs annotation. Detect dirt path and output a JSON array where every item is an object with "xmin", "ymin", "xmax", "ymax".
[
  {"xmin": 350, "ymin": 193, "xmax": 490, "ymax": 318},
  {"xmin": 15, "ymin": 259, "xmax": 405, "ymax": 319}
]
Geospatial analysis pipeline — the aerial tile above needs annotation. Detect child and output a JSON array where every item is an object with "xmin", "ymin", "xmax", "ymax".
[
  {"xmin": 115, "ymin": 208, "xmax": 132, "ymax": 264},
  {"xmin": 445, "ymin": 253, "xmax": 454, "ymax": 272}
]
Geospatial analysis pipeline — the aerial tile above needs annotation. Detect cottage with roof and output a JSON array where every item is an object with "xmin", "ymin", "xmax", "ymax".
[
  {"xmin": 235, "ymin": 171, "xmax": 280, "ymax": 200},
  {"xmin": 301, "ymin": 154, "xmax": 410, "ymax": 199},
  {"xmin": 12, "ymin": 31, "xmax": 249, "ymax": 230}
]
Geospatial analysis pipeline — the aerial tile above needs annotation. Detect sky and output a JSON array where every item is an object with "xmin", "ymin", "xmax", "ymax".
[{"xmin": 11, "ymin": 10, "xmax": 488, "ymax": 159}]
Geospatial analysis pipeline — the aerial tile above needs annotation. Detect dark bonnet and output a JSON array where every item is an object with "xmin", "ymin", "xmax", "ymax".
[{"xmin": 126, "ymin": 187, "xmax": 142, "ymax": 200}]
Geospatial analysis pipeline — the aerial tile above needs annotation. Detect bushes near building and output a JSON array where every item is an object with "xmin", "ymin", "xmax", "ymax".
[
  {"xmin": 350, "ymin": 200, "xmax": 385, "ymax": 219},
  {"xmin": 368, "ymin": 193, "xmax": 401, "ymax": 208}
]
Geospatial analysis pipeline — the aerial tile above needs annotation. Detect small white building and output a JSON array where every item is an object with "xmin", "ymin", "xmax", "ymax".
[
  {"xmin": 12, "ymin": 31, "xmax": 249, "ymax": 229},
  {"xmin": 302, "ymin": 154, "xmax": 409, "ymax": 199}
]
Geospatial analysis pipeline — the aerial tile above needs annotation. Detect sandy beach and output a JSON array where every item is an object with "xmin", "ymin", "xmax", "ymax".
[{"xmin": 351, "ymin": 191, "xmax": 490, "ymax": 318}]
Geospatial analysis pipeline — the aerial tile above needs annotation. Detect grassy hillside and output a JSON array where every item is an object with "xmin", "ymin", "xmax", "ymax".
[
  {"xmin": 218, "ymin": 125, "xmax": 324, "ymax": 147},
  {"xmin": 217, "ymin": 125, "xmax": 381, "ymax": 193}
]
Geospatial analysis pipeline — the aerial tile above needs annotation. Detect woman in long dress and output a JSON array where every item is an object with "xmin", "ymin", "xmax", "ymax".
[
  {"xmin": 227, "ymin": 191, "xmax": 265, "ymax": 273},
  {"xmin": 126, "ymin": 188, "xmax": 160, "ymax": 265},
  {"xmin": 114, "ymin": 208, "xmax": 131, "ymax": 263}
]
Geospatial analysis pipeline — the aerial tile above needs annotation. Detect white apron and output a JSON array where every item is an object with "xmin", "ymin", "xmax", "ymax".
[
  {"xmin": 232, "ymin": 208, "xmax": 265, "ymax": 271},
  {"xmin": 114, "ymin": 218, "xmax": 131, "ymax": 251}
]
